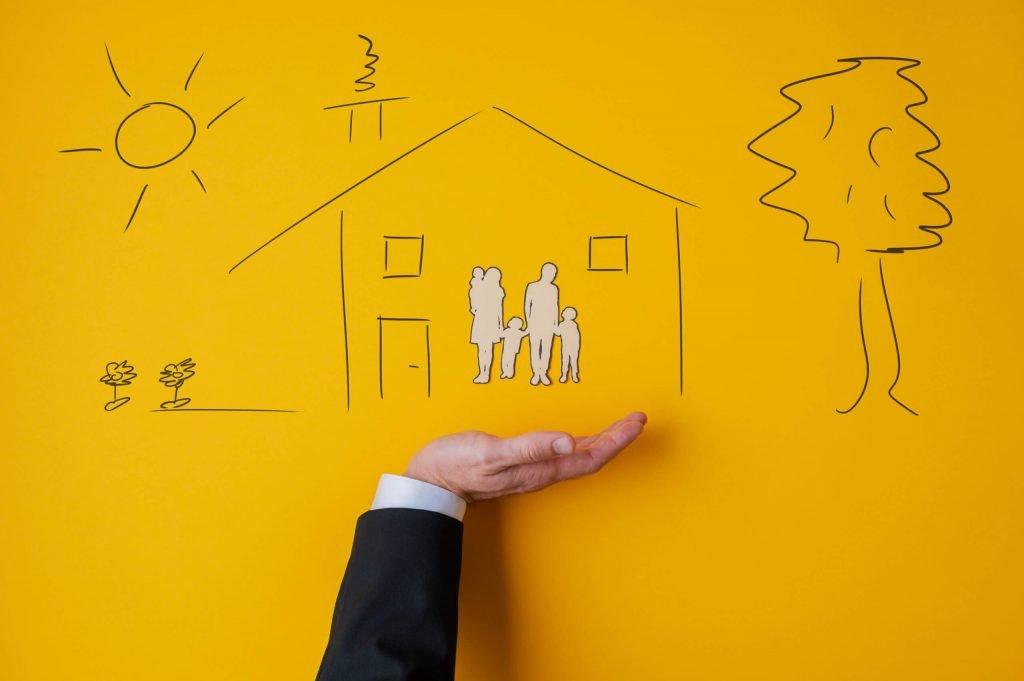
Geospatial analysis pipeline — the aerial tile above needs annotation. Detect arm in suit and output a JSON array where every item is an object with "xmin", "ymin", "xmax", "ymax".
[
  {"xmin": 316, "ymin": 508, "xmax": 463, "ymax": 681},
  {"xmin": 314, "ymin": 412, "xmax": 647, "ymax": 681}
]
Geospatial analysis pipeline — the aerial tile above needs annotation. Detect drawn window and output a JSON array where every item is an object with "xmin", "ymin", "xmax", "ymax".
[
  {"xmin": 383, "ymin": 235, "xmax": 424, "ymax": 278},
  {"xmin": 587, "ymin": 235, "xmax": 629, "ymax": 273}
]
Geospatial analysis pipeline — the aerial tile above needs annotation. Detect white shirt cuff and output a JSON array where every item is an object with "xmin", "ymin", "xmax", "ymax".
[{"xmin": 371, "ymin": 473, "xmax": 467, "ymax": 521}]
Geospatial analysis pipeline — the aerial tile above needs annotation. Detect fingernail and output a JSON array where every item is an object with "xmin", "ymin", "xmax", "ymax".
[{"xmin": 553, "ymin": 436, "xmax": 574, "ymax": 455}]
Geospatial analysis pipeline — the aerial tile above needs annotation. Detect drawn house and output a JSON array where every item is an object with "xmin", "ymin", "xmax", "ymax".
[{"xmin": 231, "ymin": 107, "xmax": 697, "ymax": 409}]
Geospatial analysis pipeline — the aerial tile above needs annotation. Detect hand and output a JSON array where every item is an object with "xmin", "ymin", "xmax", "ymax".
[{"xmin": 404, "ymin": 412, "xmax": 647, "ymax": 502}]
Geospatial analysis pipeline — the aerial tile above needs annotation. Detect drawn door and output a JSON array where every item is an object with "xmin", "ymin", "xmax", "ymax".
[{"xmin": 378, "ymin": 317, "xmax": 431, "ymax": 400}]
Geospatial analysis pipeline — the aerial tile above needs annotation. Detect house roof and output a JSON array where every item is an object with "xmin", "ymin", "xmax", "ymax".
[{"xmin": 230, "ymin": 106, "xmax": 698, "ymax": 274}]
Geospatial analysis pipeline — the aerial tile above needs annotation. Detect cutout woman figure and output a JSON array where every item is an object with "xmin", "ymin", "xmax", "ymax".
[
  {"xmin": 555, "ymin": 307, "xmax": 580, "ymax": 383},
  {"xmin": 498, "ymin": 317, "xmax": 527, "ymax": 379},
  {"xmin": 524, "ymin": 262, "xmax": 559, "ymax": 386},
  {"xmin": 469, "ymin": 267, "xmax": 504, "ymax": 384}
]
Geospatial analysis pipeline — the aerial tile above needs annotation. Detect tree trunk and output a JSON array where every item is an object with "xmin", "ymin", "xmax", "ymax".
[{"xmin": 837, "ymin": 254, "xmax": 917, "ymax": 415}]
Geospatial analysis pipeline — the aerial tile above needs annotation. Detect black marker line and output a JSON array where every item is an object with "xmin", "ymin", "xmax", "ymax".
[
  {"xmin": 492, "ymin": 107, "xmax": 699, "ymax": 208},
  {"xmin": 837, "ymin": 278, "xmax": 869, "ymax": 414},
  {"xmin": 379, "ymin": 101, "xmax": 383, "ymax": 140},
  {"xmin": 846, "ymin": 185, "xmax": 853, "ymax": 204},
  {"xmin": 824, "ymin": 105, "xmax": 836, "ymax": 139},
  {"xmin": 748, "ymin": 60, "xmax": 860, "ymax": 263},
  {"xmin": 425, "ymin": 323, "xmax": 432, "ymax": 398},
  {"xmin": 588, "ymin": 236, "xmax": 594, "ymax": 267},
  {"xmin": 379, "ymin": 317, "xmax": 431, "ymax": 322},
  {"xmin": 382, "ymin": 235, "xmax": 422, "ymax": 239},
  {"xmin": 230, "ymin": 111, "xmax": 482, "ymax": 274},
  {"xmin": 324, "ymin": 96, "xmax": 410, "ymax": 110},
  {"xmin": 384, "ymin": 238, "xmax": 389, "ymax": 271},
  {"xmin": 382, "ymin": 274, "xmax": 422, "ymax": 279},
  {"xmin": 675, "ymin": 207, "xmax": 684, "ymax": 395},
  {"xmin": 868, "ymin": 126, "xmax": 892, "ymax": 167},
  {"xmin": 354, "ymin": 34, "xmax": 378, "ymax": 93},
  {"xmin": 207, "ymin": 96, "xmax": 244, "ymax": 129},
  {"xmin": 105, "ymin": 44, "xmax": 131, "ymax": 97},
  {"xmin": 821, "ymin": 56, "xmax": 951, "ymax": 256},
  {"xmin": 348, "ymin": 109, "xmax": 354, "ymax": 143},
  {"xmin": 883, "ymin": 194, "xmax": 895, "ymax": 220},
  {"xmin": 417, "ymin": 234, "xmax": 424, "ymax": 275},
  {"xmin": 124, "ymin": 184, "xmax": 148, "ymax": 232},
  {"xmin": 150, "ymin": 408, "xmax": 297, "ymax": 413},
  {"xmin": 878, "ymin": 259, "xmax": 917, "ymax": 415},
  {"xmin": 191, "ymin": 169, "xmax": 206, "ymax": 193},
  {"xmin": 865, "ymin": 69, "xmax": 952, "ymax": 254},
  {"xmin": 59, "ymin": 147, "xmax": 102, "ymax": 153},
  {"xmin": 184, "ymin": 53, "xmax": 203, "ymax": 91},
  {"xmin": 115, "ymin": 102, "xmax": 196, "ymax": 169},
  {"xmin": 340, "ymin": 212, "xmax": 351, "ymax": 411},
  {"xmin": 883, "ymin": 59, "xmax": 952, "ymax": 252},
  {"xmin": 378, "ymin": 316, "xmax": 384, "ymax": 399}
]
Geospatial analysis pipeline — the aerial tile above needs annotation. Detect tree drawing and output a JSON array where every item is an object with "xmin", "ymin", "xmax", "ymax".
[{"xmin": 748, "ymin": 57, "xmax": 952, "ymax": 414}]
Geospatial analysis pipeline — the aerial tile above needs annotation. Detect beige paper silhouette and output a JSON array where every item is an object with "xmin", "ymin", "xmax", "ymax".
[
  {"xmin": 524, "ymin": 262, "xmax": 560, "ymax": 386},
  {"xmin": 556, "ymin": 307, "xmax": 580, "ymax": 383},
  {"xmin": 469, "ymin": 266, "xmax": 504, "ymax": 383},
  {"xmin": 498, "ymin": 317, "xmax": 527, "ymax": 379}
]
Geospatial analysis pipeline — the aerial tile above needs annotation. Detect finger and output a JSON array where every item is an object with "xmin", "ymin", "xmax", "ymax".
[
  {"xmin": 574, "ymin": 411, "xmax": 648, "ymax": 448},
  {"xmin": 495, "ymin": 430, "xmax": 576, "ymax": 466},
  {"xmin": 579, "ymin": 418, "xmax": 645, "ymax": 463},
  {"xmin": 518, "ymin": 418, "xmax": 645, "ymax": 487}
]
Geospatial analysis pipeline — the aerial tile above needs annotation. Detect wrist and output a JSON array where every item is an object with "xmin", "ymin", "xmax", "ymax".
[{"xmin": 404, "ymin": 461, "xmax": 467, "ymax": 502}]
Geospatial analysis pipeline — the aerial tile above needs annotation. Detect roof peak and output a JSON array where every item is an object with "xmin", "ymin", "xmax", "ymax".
[{"xmin": 230, "ymin": 105, "xmax": 696, "ymax": 274}]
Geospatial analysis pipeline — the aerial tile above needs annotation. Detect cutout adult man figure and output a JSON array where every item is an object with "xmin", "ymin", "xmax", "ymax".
[{"xmin": 524, "ymin": 262, "xmax": 559, "ymax": 386}]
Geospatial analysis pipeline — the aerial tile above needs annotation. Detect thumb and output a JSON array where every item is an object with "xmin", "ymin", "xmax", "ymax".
[{"xmin": 498, "ymin": 430, "xmax": 576, "ymax": 465}]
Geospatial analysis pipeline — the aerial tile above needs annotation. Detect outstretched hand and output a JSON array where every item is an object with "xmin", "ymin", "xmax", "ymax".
[{"xmin": 404, "ymin": 412, "xmax": 647, "ymax": 502}]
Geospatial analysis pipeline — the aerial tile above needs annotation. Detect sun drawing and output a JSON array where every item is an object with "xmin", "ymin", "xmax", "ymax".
[{"xmin": 60, "ymin": 45, "xmax": 245, "ymax": 232}]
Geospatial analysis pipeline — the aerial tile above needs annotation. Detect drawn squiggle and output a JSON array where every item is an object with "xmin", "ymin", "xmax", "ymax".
[
  {"xmin": 749, "ymin": 57, "xmax": 952, "ymax": 260},
  {"xmin": 354, "ymin": 34, "xmax": 378, "ymax": 93},
  {"xmin": 883, "ymin": 194, "xmax": 896, "ymax": 220},
  {"xmin": 867, "ymin": 125, "xmax": 892, "ymax": 167},
  {"xmin": 747, "ymin": 60, "xmax": 859, "ymax": 262},
  {"xmin": 865, "ymin": 58, "xmax": 952, "ymax": 254}
]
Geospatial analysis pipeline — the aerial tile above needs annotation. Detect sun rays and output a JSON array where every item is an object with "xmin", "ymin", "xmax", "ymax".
[{"xmin": 60, "ymin": 45, "xmax": 245, "ymax": 232}]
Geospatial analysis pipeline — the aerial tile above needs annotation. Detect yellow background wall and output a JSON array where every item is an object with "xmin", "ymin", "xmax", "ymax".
[{"xmin": 3, "ymin": 1, "xmax": 1022, "ymax": 679}]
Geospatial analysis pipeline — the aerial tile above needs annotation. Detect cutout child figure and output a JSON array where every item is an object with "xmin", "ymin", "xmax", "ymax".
[
  {"xmin": 555, "ymin": 307, "xmax": 580, "ymax": 383},
  {"xmin": 498, "ymin": 317, "xmax": 528, "ymax": 379},
  {"xmin": 469, "ymin": 267, "xmax": 504, "ymax": 384},
  {"xmin": 524, "ymin": 262, "xmax": 559, "ymax": 386},
  {"xmin": 468, "ymin": 266, "xmax": 484, "ymax": 304}
]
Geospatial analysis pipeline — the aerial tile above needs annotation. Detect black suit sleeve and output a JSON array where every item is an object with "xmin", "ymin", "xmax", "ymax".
[{"xmin": 315, "ymin": 508, "xmax": 463, "ymax": 681}]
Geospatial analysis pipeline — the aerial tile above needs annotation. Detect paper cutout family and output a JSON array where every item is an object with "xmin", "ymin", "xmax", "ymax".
[{"xmin": 469, "ymin": 263, "xmax": 580, "ymax": 386}]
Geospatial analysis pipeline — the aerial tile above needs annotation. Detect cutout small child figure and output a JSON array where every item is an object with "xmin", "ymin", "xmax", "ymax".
[
  {"xmin": 498, "ymin": 317, "xmax": 528, "ymax": 379},
  {"xmin": 555, "ymin": 307, "xmax": 580, "ymax": 383}
]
